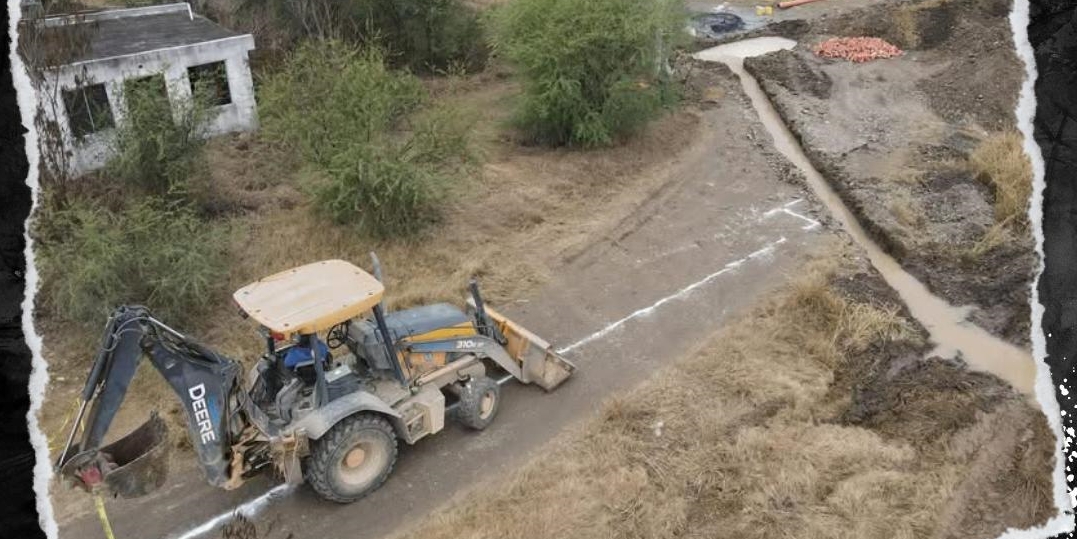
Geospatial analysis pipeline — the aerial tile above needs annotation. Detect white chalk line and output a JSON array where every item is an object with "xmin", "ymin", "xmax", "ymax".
[
  {"xmin": 169, "ymin": 484, "xmax": 295, "ymax": 539},
  {"xmin": 634, "ymin": 198, "xmax": 813, "ymax": 267},
  {"xmin": 762, "ymin": 198, "xmax": 821, "ymax": 231},
  {"xmin": 557, "ymin": 237, "xmax": 787, "ymax": 354}
]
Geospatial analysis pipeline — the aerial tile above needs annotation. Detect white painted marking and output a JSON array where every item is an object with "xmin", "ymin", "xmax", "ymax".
[
  {"xmin": 558, "ymin": 237, "xmax": 787, "ymax": 354},
  {"xmin": 762, "ymin": 199, "xmax": 821, "ymax": 231},
  {"xmin": 169, "ymin": 484, "xmax": 294, "ymax": 539},
  {"xmin": 633, "ymin": 199, "xmax": 806, "ymax": 268}
]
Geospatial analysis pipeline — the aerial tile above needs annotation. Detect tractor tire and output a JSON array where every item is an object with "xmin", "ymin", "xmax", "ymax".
[
  {"xmin": 453, "ymin": 376, "xmax": 500, "ymax": 430},
  {"xmin": 303, "ymin": 413, "xmax": 397, "ymax": 504}
]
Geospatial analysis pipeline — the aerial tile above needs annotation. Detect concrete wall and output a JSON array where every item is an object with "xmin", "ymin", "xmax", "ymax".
[{"xmin": 39, "ymin": 34, "xmax": 257, "ymax": 176}]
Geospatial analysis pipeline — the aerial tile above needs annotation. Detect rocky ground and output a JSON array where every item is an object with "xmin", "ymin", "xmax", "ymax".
[{"xmin": 743, "ymin": 0, "xmax": 1036, "ymax": 346}]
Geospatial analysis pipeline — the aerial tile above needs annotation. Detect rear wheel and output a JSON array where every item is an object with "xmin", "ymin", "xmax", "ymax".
[
  {"xmin": 453, "ymin": 376, "xmax": 500, "ymax": 430},
  {"xmin": 304, "ymin": 413, "xmax": 397, "ymax": 503}
]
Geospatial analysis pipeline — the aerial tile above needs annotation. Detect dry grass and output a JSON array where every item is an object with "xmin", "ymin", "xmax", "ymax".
[
  {"xmin": 392, "ymin": 245, "xmax": 1053, "ymax": 539},
  {"xmin": 969, "ymin": 131, "xmax": 1033, "ymax": 228},
  {"xmin": 889, "ymin": 169, "xmax": 927, "ymax": 185},
  {"xmin": 960, "ymin": 219, "xmax": 1013, "ymax": 263},
  {"xmin": 893, "ymin": 0, "xmax": 951, "ymax": 49},
  {"xmin": 889, "ymin": 191, "xmax": 923, "ymax": 228}
]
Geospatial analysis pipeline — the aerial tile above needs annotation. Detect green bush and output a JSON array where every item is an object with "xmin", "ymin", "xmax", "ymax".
[
  {"xmin": 260, "ymin": 43, "xmax": 425, "ymax": 166},
  {"xmin": 491, "ymin": 0, "xmax": 684, "ymax": 147},
  {"xmin": 105, "ymin": 75, "xmax": 213, "ymax": 199},
  {"xmin": 260, "ymin": 41, "xmax": 473, "ymax": 238},
  {"xmin": 35, "ymin": 199, "xmax": 229, "ymax": 326},
  {"xmin": 236, "ymin": 0, "xmax": 488, "ymax": 73}
]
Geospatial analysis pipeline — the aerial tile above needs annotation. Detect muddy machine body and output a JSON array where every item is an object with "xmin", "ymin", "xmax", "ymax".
[{"xmin": 57, "ymin": 257, "xmax": 575, "ymax": 503}]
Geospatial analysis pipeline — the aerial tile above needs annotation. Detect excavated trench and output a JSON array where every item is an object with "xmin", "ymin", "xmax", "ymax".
[{"xmin": 694, "ymin": 37, "xmax": 1036, "ymax": 394}]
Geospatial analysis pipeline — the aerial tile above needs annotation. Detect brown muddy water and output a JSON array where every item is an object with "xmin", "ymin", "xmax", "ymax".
[{"xmin": 695, "ymin": 37, "xmax": 1036, "ymax": 394}]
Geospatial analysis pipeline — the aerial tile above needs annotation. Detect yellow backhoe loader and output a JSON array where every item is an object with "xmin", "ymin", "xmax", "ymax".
[{"xmin": 56, "ymin": 256, "xmax": 575, "ymax": 503}]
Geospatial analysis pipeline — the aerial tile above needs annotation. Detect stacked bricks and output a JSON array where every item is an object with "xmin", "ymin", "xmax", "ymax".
[{"xmin": 814, "ymin": 37, "xmax": 904, "ymax": 63}]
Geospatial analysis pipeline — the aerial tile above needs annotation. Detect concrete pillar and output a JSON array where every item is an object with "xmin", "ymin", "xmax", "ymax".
[
  {"xmin": 164, "ymin": 63, "xmax": 192, "ymax": 125},
  {"xmin": 225, "ymin": 52, "xmax": 257, "ymax": 130},
  {"xmin": 105, "ymin": 78, "xmax": 126, "ymax": 126}
]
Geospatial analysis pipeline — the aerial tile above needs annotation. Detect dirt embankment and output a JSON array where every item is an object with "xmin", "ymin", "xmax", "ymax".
[
  {"xmin": 343, "ymin": 242, "xmax": 1050, "ymax": 539},
  {"xmin": 743, "ymin": 0, "xmax": 1035, "ymax": 346}
]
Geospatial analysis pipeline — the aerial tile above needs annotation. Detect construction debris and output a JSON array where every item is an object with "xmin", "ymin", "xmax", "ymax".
[{"xmin": 814, "ymin": 37, "xmax": 904, "ymax": 63}]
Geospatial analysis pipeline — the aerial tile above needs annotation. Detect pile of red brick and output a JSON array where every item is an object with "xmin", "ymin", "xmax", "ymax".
[{"xmin": 813, "ymin": 37, "xmax": 903, "ymax": 63}]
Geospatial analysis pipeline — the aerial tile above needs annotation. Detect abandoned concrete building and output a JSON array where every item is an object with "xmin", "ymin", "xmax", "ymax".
[{"xmin": 34, "ymin": 3, "xmax": 257, "ymax": 176}]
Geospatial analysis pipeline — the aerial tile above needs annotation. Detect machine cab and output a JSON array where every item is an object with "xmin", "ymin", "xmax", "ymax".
[{"xmin": 233, "ymin": 260, "xmax": 395, "ymax": 421}]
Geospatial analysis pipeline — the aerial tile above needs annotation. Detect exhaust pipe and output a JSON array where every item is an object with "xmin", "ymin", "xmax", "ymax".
[{"xmin": 469, "ymin": 279, "xmax": 507, "ymax": 345}]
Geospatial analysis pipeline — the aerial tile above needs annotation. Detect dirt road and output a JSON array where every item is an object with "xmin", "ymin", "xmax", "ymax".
[{"xmin": 56, "ymin": 75, "xmax": 831, "ymax": 539}]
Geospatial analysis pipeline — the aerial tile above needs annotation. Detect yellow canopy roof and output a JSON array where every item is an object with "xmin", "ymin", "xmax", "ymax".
[{"xmin": 233, "ymin": 259, "xmax": 384, "ymax": 337}]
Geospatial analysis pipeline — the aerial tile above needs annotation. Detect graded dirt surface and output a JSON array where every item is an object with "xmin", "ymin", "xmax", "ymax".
[
  {"xmin": 741, "ymin": 0, "xmax": 1036, "ymax": 346},
  {"xmin": 50, "ymin": 61, "xmax": 833, "ymax": 539},
  {"xmin": 390, "ymin": 247, "xmax": 1054, "ymax": 539}
]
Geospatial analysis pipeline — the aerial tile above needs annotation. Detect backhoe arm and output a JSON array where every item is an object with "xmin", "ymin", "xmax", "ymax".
[{"xmin": 57, "ymin": 306, "xmax": 245, "ymax": 496}]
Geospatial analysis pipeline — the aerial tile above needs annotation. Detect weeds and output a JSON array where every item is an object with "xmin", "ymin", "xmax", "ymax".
[
  {"xmin": 969, "ymin": 131, "xmax": 1032, "ymax": 228},
  {"xmin": 491, "ymin": 0, "xmax": 684, "ymax": 147},
  {"xmin": 235, "ymin": 0, "xmax": 488, "ymax": 73},
  {"xmin": 34, "ymin": 199, "xmax": 229, "ymax": 326},
  {"xmin": 889, "ymin": 192, "xmax": 923, "ymax": 228},
  {"xmin": 961, "ymin": 219, "xmax": 1013, "ymax": 263},
  {"xmin": 259, "ymin": 41, "xmax": 473, "ymax": 237},
  {"xmin": 105, "ymin": 75, "xmax": 216, "ymax": 201}
]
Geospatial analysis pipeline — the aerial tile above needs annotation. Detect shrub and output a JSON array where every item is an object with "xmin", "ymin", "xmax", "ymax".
[
  {"xmin": 260, "ymin": 41, "xmax": 473, "ymax": 238},
  {"xmin": 491, "ymin": 0, "xmax": 684, "ymax": 147},
  {"xmin": 260, "ymin": 43, "xmax": 425, "ymax": 166},
  {"xmin": 35, "ymin": 199, "xmax": 229, "ymax": 326},
  {"xmin": 105, "ymin": 74, "xmax": 214, "ymax": 200},
  {"xmin": 314, "ymin": 147, "xmax": 444, "ymax": 236},
  {"xmin": 969, "ymin": 131, "xmax": 1033, "ymax": 228},
  {"xmin": 235, "ymin": 0, "xmax": 488, "ymax": 73}
]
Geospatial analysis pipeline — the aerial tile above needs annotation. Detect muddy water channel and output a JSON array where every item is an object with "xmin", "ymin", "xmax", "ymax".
[{"xmin": 695, "ymin": 38, "xmax": 1037, "ymax": 394}]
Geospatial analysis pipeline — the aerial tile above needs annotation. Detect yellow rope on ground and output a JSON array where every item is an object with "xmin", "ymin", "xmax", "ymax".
[
  {"xmin": 47, "ymin": 398, "xmax": 82, "ymax": 453},
  {"xmin": 94, "ymin": 494, "xmax": 116, "ymax": 539}
]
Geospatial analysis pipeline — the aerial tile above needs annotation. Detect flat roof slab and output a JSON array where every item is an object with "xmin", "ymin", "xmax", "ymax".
[{"xmin": 43, "ymin": 4, "xmax": 247, "ymax": 64}]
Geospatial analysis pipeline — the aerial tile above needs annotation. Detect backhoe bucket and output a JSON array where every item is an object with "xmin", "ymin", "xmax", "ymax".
[
  {"xmin": 470, "ymin": 301, "xmax": 577, "ymax": 391},
  {"xmin": 61, "ymin": 413, "xmax": 171, "ymax": 498}
]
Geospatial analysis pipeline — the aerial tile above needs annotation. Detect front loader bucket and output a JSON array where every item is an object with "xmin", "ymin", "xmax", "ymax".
[
  {"xmin": 472, "ymin": 301, "xmax": 577, "ymax": 391},
  {"xmin": 61, "ymin": 413, "xmax": 171, "ymax": 498}
]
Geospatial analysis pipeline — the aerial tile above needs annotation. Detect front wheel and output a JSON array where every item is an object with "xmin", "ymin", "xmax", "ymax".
[
  {"xmin": 304, "ymin": 413, "xmax": 397, "ymax": 503},
  {"xmin": 452, "ymin": 376, "xmax": 501, "ymax": 430}
]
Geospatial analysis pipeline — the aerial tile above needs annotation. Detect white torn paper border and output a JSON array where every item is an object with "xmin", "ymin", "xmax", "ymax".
[
  {"xmin": 10, "ymin": 0, "xmax": 59, "ymax": 537},
  {"xmin": 1009, "ymin": 0, "xmax": 1077, "ymax": 533},
  {"xmin": 9, "ymin": 0, "xmax": 1074, "ymax": 537}
]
